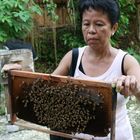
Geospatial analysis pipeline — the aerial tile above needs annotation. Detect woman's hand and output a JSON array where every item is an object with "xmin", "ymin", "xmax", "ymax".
[
  {"xmin": 1, "ymin": 63, "xmax": 22, "ymax": 78},
  {"xmin": 1, "ymin": 63, "xmax": 22, "ymax": 73},
  {"xmin": 112, "ymin": 75, "xmax": 140, "ymax": 98}
]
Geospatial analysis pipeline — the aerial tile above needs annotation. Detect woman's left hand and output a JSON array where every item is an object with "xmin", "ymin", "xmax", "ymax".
[{"xmin": 112, "ymin": 75, "xmax": 140, "ymax": 97}]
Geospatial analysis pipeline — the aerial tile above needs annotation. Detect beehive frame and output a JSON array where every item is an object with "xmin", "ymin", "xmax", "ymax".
[{"xmin": 8, "ymin": 70, "xmax": 117, "ymax": 140}]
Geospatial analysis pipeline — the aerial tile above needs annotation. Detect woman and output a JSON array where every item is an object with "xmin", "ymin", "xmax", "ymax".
[{"xmin": 51, "ymin": 0, "xmax": 140, "ymax": 140}]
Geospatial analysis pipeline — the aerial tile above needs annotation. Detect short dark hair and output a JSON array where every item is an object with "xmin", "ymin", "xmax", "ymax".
[{"xmin": 78, "ymin": 0, "xmax": 120, "ymax": 26}]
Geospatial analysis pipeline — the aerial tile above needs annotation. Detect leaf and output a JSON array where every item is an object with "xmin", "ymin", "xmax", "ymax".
[{"xmin": 30, "ymin": 5, "xmax": 42, "ymax": 15}]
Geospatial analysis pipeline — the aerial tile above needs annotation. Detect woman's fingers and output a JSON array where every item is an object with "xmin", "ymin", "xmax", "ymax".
[
  {"xmin": 1, "ymin": 63, "xmax": 22, "ymax": 73},
  {"xmin": 129, "ymin": 76, "xmax": 137, "ymax": 90},
  {"xmin": 112, "ymin": 75, "xmax": 137, "ymax": 97},
  {"xmin": 112, "ymin": 75, "xmax": 125, "ymax": 92},
  {"xmin": 124, "ymin": 76, "xmax": 130, "ymax": 95}
]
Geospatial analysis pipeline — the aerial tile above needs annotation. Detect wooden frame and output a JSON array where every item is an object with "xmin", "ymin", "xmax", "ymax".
[{"xmin": 8, "ymin": 70, "xmax": 117, "ymax": 140}]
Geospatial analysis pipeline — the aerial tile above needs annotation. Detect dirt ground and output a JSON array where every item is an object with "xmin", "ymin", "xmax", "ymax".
[
  {"xmin": 127, "ymin": 98, "xmax": 140, "ymax": 140},
  {"xmin": 0, "ymin": 115, "xmax": 50, "ymax": 140}
]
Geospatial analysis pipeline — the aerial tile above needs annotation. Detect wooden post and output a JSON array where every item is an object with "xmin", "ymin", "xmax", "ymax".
[
  {"xmin": 111, "ymin": 88, "xmax": 117, "ymax": 140},
  {"xmin": 52, "ymin": 23, "xmax": 57, "ymax": 67},
  {"xmin": 0, "ymin": 50, "xmax": 11, "ymax": 121}
]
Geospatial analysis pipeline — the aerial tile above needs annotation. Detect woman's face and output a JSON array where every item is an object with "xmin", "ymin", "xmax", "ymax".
[{"xmin": 82, "ymin": 8, "xmax": 117, "ymax": 48}]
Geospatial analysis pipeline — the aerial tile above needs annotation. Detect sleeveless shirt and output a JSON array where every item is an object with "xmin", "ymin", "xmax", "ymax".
[{"xmin": 73, "ymin": 46, "xmax": 134, "ymax": 140}]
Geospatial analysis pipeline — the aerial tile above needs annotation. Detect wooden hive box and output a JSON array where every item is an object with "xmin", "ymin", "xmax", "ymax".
[{"xmin": 8, "ymin": 70, "xmax": 117, "ymax": 140}]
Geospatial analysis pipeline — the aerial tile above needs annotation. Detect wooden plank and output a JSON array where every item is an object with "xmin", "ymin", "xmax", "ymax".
[
  {"xmin": 15, "ymin": 119, "xmax": 87, "ymax": 140},
  {"xmin": 8, "ymin": 70, "xmax": 111, "ymax": 87}
]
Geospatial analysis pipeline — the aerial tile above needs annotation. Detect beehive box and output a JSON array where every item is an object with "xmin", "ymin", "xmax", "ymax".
[{"xmin": 8, "ymin": 70, "xmax": 116, "ymax": 138}]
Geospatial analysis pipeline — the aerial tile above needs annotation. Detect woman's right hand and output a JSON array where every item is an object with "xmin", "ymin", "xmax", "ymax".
[{"xmin": 1, "ymin": 63, "xmax": 22, "ymax": 73}]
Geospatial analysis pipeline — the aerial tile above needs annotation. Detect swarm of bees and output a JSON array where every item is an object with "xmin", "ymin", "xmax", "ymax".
[{"xmin": 16, "ymin": 78, "xmax": 104, "ymax": 134}]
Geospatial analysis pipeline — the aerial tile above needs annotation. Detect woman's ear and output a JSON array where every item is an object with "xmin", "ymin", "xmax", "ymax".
[{"xmin": 111, "ymin": 23, "xmax": 118, "ymax": 36}]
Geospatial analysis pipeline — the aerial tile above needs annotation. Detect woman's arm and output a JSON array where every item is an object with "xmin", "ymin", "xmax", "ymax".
[
  {"xmin": 112, "ymin": 54, "xmax": 140, "ymax": 100},
  {"xmin": 52, "ymin": 50, "xmax": 72, "ymax": 76}
]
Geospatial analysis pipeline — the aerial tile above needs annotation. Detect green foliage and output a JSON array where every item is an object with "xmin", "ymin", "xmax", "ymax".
[
  {"xmin": 34, "ymin": 0, "xmax": 59, "ymax": 22},
  {"xmin": 0, "ymin": 0, "xmax": 42, "ymax": 43},
  {"xmin": 112, "ymin": 0, "xmax": 136, "ymax": 46},
  {"xmin": 67, "ymin": 0, "xmax": 77, "ymax": 26},
  {"xmin": 61, "ymin": 32, "xmax": 85, "ymax": 49},
  {"xmin": 127, "ymin": 47, "xmax": 140, "ymax": 63},
  {"xmin": 0, "ymin": 84, "xmax": 4, "ymax": 93},
  {"xmin": 118, "ymin": 0, "xmax": 135, "ymax": 35},
  {"xmin": 0, "ymin": 84, "xmax": 5, "ymax": 115},
  {"xmin": 60, "ymin": 0, "xmax": 85, "ymax": 49},
  {"xmin": 0, "ymin": 106, "xmax": 5, "ymax": 115},
  {"xmin": 40, "ymin": 0, "xmax": 59, "ymax": 66},
  {"xmin": 44, "ymin": 0, "xmax": 58, "ymax": 22}
]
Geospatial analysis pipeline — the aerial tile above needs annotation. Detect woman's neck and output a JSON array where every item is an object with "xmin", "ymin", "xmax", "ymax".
[{"xmin": 85, "ymin": 45, "xmax": 114, "ymax": 61}]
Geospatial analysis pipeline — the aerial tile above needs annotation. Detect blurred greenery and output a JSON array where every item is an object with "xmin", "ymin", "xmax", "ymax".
[
  {"xmin": 0, "ymin": 84, "xmax": 5, "ymax": 115},
  {"xmin": 127, "ymin": 47, "xmax": 140, "ymax": 63},
  {"xmin": 0, "ymin": 0, "xmax": 42, "ymax": 43}
]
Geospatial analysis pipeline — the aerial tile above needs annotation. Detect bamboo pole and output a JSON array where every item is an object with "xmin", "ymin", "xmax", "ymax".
[{"xmin": 52, "ymin": 22, "xmax": 57, "ymax": 67}]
